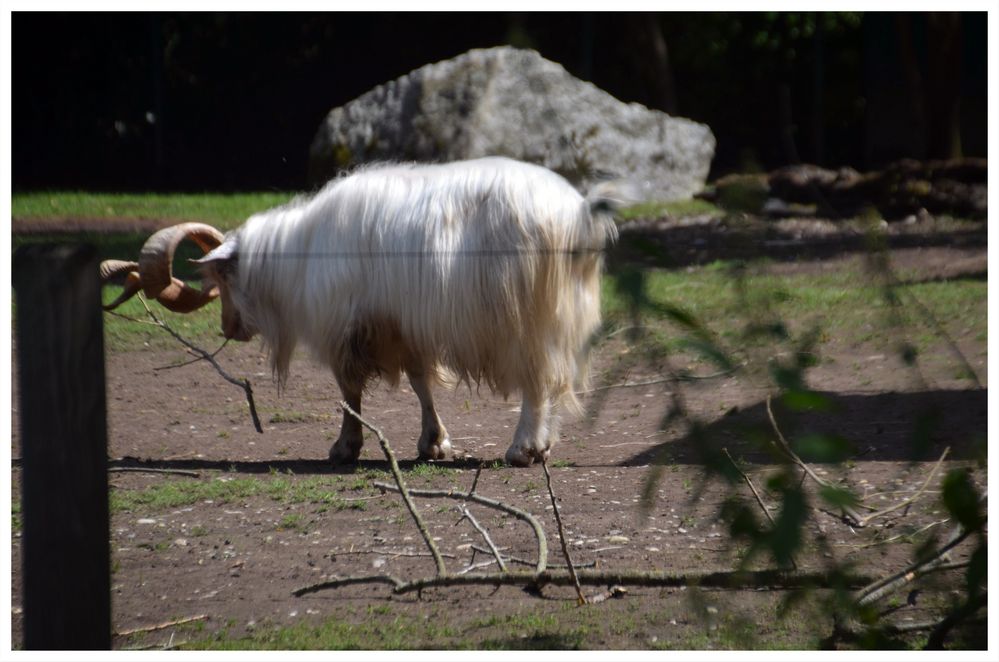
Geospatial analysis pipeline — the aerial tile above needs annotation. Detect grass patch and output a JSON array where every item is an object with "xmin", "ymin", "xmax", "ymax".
[
  {"xmin": 601, "ymin": 262, "xmax": 987, "ymax": 356},
  {"xmin": 97, "ymin": 285, "xmax": 224, "ymax": 351},
  {"xmin": 189, "ymin": 612, "xmax": 461, "ymax": 650},
  {"xmin": 11, "ymin": 191, "xmax": 296, "ymax": 351},
  {"xmin": 110, "ymin": 474, "xmax": 369, "ymax": 514},
  {"xmin": 618, "ymin": 198, "xmax": 721, "ymax": 221},
  {"xmin": 12, "ymin": 191, "xmax": 297, "ymax": 231},
  {"xmin": 408, "ymin": 463, "xmax": 460, "ymax": 481}
]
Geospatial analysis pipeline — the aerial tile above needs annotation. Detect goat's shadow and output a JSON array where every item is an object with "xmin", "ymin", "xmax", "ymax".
[
  {"xmin": 102, "ymin": 455, "xmax": 491, "ymax": 476},
  {"xmin": 618, "ymin": 388, "xmax": 987, "ymax": 467}
]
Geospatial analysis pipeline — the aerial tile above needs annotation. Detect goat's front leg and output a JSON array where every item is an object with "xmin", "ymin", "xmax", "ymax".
[
  {"xmin": 407, "ymin": 367, "xmax": 450, "ymax": 461},
  {"xmin": 329, "ymin": 380, "xmax": 365, "ymax": 465}
]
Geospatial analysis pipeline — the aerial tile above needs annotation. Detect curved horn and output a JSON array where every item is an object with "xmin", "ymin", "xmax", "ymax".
[
  {"xmin": 99, "ymin": 259, "xmax": 140, "ymax": 283},
  {"xmin": 99, "ymin": 260, "xmax": 143, "ymax": 311},
  {"xmin": 138, "ymin": 222, "xmax": 225, "ymax": 313},
  {"xmin": 102, "ymin": 272, "xmax": 144, "ymax": 311}
]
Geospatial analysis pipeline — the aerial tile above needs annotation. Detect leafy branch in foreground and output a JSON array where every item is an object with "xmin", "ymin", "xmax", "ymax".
[{"xmin": 602, "ymin": 232, "xmax": 986, "ymax": 648}]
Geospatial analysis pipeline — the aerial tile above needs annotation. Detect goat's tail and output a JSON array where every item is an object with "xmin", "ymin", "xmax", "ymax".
[{"xmin": 584, "ymin": 179, "xmax": 639, "ymax": 245}]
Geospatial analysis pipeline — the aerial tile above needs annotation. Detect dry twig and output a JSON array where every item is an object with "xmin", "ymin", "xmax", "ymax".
[
  {"xmin": 118, "ymin": 298, "xmax": 263, "ymax": 433},
  {"xmin": 851, "ymin": 447, "xmax": 950, "ymax": 527},
  {"xmin": 765, "ymin": 395, "xmax": 865, "ymax": 526},
  {"xmin": 723, "ymin": 447, "xmax": 796, "ymax": 570},
  {"xmin": 468, "ymin": 545, "xmax": 596, "ymax": 570},
  {"xmin": 456, "ymin": 506, "xmax": 507, "ymax": 573},
  {"xmin": 373, "ymin": 482, "xmax": 548, "ymax": 574},
  {"xmin": 855, "ymin": 520, "xmax": 977, "ymax": 607},
  {"xmin": 723, "ymin": 448, "xmax": 776, "ymax": 527},
  {"xmin": 340, "ymin": 401, "xmax": 447, "ymax": 577},
  {"xmin": 542, "ymin": 457, "xmax": 586, "ymax": 605},
  {"xmin": 108, "ymin": 467, "xmax": 201, "ymax": 478},
  {"xmin": 114, "ymin": 614, "xmax": 207, "ymax": 637}
]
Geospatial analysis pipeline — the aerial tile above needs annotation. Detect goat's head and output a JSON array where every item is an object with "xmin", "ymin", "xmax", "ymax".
[
  {"xmin": 192, "ymin": 234, "xmax": 257, "ymax": 342},
  {"xmin": 100, "ymin": 222, "xmax": 255, "ymax": 342}
]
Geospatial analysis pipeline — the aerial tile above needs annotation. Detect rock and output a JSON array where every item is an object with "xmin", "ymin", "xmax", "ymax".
[{"xmin": 309, "ymin": 46, "xmax": 715, "ymax": 202}]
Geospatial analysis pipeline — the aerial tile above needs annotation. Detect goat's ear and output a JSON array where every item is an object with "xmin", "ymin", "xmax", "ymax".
[
  {"xmin": 192, "ymin": 239, "xmax": 237, "ymax": 265},
  {"xmin": 191, "ymin": 240, "xmax": 238, "ymax": 278}
]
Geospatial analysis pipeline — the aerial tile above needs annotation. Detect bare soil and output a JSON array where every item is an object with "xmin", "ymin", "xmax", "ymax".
[{"xmin": 9, "ymin": 217, "xmax": 988, "ymax": 650}]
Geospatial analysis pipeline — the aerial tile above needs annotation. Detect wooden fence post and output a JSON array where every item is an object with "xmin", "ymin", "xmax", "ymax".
[{"xmin": 14, "ymin": 244, "xmax": 111, "ymax": 649}]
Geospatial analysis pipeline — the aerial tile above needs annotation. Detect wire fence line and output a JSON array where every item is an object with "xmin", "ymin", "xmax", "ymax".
[{"xmin": 216, "ymin": 246, "xmax": 609, "ymax": 260}]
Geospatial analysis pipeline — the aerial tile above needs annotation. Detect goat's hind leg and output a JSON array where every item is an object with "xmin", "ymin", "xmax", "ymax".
[
  {"xmin": 505, "ymin": 390, "xmax": 559, "ymax": 467},
  {"xmin": 407, "ymin": 367, "xmax": 451, "ymax": 461}
]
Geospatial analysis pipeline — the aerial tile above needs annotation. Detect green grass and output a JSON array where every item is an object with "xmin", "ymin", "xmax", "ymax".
[
  {"xmin": 600, "ymin": 263, "xmax": 987, "ymax": 355},
  {"xmin": 618, "ymin": 198, "xmax": 721, "ymax": 221},
  {"xmin": 110, "ymin": 474, "xmax": 369, "ymax": 514},
  {"xmin": 12, "ymin": 191, "xmax": 297, "ymax": 231},
  {"xmin": 190, "ymin": 610, "xmax": 461, "ymax": 650}
]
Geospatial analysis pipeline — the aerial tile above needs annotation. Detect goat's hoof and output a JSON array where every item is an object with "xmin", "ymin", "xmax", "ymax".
[
  {"xmin": 505, "ymin": 445, "xmax": 552, "ymax": 468},
  {"xmin": 328, "ymin": 441, "xmax": 362, "ymax": 466},
  {"xmin": 418, "ymin": 437, "xmax": 451, "ymax": 461}
]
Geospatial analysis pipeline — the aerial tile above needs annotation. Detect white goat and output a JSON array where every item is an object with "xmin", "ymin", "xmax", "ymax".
[{"xmin": 151, "ymin": 157, "xmax": 618, "ymax": 466}]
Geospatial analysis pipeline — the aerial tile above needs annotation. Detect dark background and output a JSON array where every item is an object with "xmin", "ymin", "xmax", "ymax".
[{"xmin": 12, "ymin": 12, "xmax": 988, "ymax": 192}]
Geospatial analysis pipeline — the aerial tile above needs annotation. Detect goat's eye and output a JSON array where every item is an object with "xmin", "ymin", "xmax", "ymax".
[{"xmin": 218, "ymin": 258, "xmax": 238, "ymax": 279}]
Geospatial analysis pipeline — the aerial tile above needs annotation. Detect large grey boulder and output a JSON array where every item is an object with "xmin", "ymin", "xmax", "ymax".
[{"xmin": 308, "ymin": 47, "xmax": 715, "ymax": 201}]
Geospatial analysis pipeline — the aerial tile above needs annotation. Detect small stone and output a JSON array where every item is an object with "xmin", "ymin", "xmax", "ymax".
[{"xmin": 607, "ymin": 535, "xmax": 629, "ymax": 544}]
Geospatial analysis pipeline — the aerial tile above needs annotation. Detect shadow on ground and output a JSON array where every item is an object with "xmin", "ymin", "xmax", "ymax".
[{"xmin": 620, "ymin": 388, "xmax": 987, "ymax": 467}]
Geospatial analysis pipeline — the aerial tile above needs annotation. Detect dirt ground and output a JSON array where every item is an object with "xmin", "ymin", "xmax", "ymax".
[{"xmin": 8, "ymin": 217, "xmax": 988, "ymax": 650}]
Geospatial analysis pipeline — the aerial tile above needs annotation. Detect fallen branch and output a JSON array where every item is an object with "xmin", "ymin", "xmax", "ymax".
[
  {"xmin": 855, "ymin": 520, "xmax": 978, "ymax": 607},
  {"xmin": 456, "ymin": 559, "xmax": 502, "ymax": 576},
  {"xmin": 835, "ymin": 518, "xmax": 950, "ymax": 550},
  {"xmin": 329, "ymin": 548, "xmax": 457, "ymax": 559},
  {"xmin": 108, "ymin": 467, "xmax": 200, "ymax": 478},
  {"xmin": 542, "ymin": 457, "xmax": 586, "ymax": 605},
  {"xmin": 457, "ymin": 505, "xmax": 507, "ymax": 573},
  {"xmin": 468, "ymin": 545, "xmax": 596, "ymax": 570},
  {"xmin": 372, "ymin": 482, "xmax": 548, "ymax": 574},
  {"xmin": 114, "ymin": 614, "xmax": 207, "ymax": 637},
  {"xmin": 340, "ymin": 401, "xmax": 447, "ymax": 577},
  {"xmin": 294, "ymin": 567, "xmax": 878, "ymax": 598}
]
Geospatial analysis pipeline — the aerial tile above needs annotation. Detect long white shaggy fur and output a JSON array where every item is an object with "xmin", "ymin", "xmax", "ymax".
[{"xmin": 203, "ymin": 156, "xmax": 618, "ymax": 466}]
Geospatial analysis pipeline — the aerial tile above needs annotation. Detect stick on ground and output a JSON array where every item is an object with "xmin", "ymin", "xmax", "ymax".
[
  {"xmin": 373, "ymin": 482, "xmax": 548, "ymax": 574},
  {"xmin": 114, "ymin": 614, "xmax": 207, "ymax": 638},
  {"xmin": 542, "ymin": 457, "xmax": 586, "ymax": 605},
  {"xmin": 340, "ymin": 401, "xmax": 448, "ymax": 577}
]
